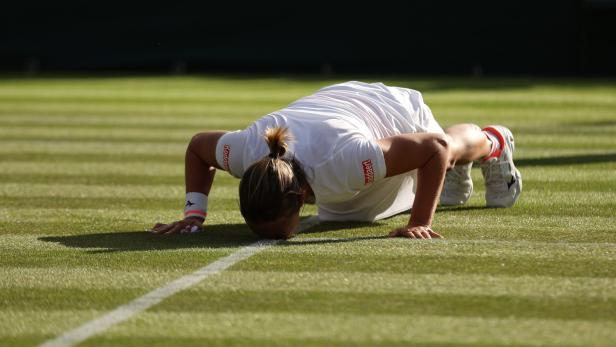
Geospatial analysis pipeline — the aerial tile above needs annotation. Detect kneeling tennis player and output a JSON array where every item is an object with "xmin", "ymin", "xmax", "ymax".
[{"xmin": 151, "ymin": 81, "xmax": 522, "ymax": 239}]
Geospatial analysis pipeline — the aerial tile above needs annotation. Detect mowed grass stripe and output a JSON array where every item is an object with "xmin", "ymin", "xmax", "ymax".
[
  {"xmin": 0, "ymin": 81, "xmax": 312, "ymax": 100},
  {"xmin": 101, "ymin": 312, "xmax": 616, "ymax": 346},
  {"xmin": 1, "ymin": 288, "xmax": 153, "ymax": 310},
  {"xmin": 3, "ymin": 267, "xmax": 614, "ymax": 298},
  {"xmin": 186, "ymin": 270, "xmax": 616, "ymax": 298},
  {"xmin": 0, "ymin": 114, "xmax": 251, "ymax": 130},
  {"xmin": 0, "ymin": 140, "xmax": 186, "ymax": 155},
  {"xmin": 0, "ymin": 153, "xmax": 183, "ymax": 164},
  {"xmin": 0, "ymin": 309, "xmax": 103, "ymax": 338},
  {"xmin": 0, "ymin": 127, "xmax": 199, "ymax": 142},
  {"xmin": 0, "ymin": 102, "xmax": 281, "ymax": 118},
  {"xmin": 0, "ymin": 267, "xmax": 200, "ymax": 289},
  {"xmin": 233, "ymin": 250, "xmax": 616, "ymax": 277},
  {"xmin": 155, "ymin": 289, "xmax": 616, "ymax": 321},
  {"xmin": 0, "ymin": 174, "xmax": 185, "ymax": 186},
  {"xmin": 0, "ymin": 196, "xmax": 184, "ymax": 210},
  {"xmin": 274, "ymin": 238, "xmax": 616, "ymax": 259},
  {"xmin": 0, "ymin": 182, "xmax": 240, "ymax": 199},
  {"xmin": 0, "ymin": 95, "xmax": 293, "ymax": 107},
  {"xmin": 0, "ymin": 162, "xmax": 183, "ymax": 177}
]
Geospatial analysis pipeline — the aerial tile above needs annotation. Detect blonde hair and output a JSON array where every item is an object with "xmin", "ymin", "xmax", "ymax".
[{"xmin": 239, "ymin": 127, "xmax": 306, "ymax": 238}]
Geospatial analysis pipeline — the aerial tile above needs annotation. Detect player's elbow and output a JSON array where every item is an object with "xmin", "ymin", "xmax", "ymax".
[
  {"xmin": 188, "ymin": 132, "xmax": 203, "ymax": 148},
  {"xmin": 186, "ymin": 132, "xmax": 210, "ymax": 163},
  {"xmin": 187, "ymin": 132, "xmax": 209, "ymax": 154},
  {"xmin": 430, "ymin": 134, "xmax": 453, "ymax": 169}
]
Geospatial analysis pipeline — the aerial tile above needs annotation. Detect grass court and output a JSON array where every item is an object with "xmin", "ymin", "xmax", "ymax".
[{"xmin": 1, "ymin": 75, "xmax": 615, "ymax": 346}]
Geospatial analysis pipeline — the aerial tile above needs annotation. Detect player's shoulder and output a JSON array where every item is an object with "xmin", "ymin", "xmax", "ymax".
[{"xmin": 215, "ymin": 129, "xmax": 251, "ymax": 177}]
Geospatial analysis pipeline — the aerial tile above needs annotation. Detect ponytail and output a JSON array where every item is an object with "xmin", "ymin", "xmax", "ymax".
[{"xmin": 264, "ymin": 127, "xmax": 292, "ymax": 159}]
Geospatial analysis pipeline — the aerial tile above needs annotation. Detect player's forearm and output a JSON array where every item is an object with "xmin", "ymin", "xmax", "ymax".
[
  {"xmin": 184, "ymin": 131, "xmax": 226, "ymax": 195},
  {"xmin": 185, "ymin": 145, "xmax": 216, "ymax": 195},
  {"xmin": 408, "ymin": 144, "xmax": 449, "ymax": 227}
]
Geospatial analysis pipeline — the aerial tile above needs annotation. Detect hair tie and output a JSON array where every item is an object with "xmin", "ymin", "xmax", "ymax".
[{"xmin": 268, "ymin": 152, "xmax": 277, "ymax": 159}]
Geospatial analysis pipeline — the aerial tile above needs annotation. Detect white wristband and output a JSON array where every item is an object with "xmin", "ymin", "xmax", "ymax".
[{"xmin": 184, "ymin": 192, "xmax": 208, "ymax": 220}]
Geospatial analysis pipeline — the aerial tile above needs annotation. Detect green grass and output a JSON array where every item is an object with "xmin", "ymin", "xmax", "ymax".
[{"xmin": 1, "ymin": 75, "xmax": 615, "ymax": 347}]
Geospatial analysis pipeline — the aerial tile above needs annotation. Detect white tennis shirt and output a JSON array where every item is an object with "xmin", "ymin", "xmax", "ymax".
[{"xmin": 215, "ymin": 81, "xmax": 443, "ymax": 222}]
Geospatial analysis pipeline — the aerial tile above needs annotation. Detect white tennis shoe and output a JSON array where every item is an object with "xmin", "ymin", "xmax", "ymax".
[
  {"xmin": 480, "ymin": 125, "xmax": 522, "ymax": 207},
  {"xmin": 440, "ymin": 162, "xmax": 473, "ymax": 206}
]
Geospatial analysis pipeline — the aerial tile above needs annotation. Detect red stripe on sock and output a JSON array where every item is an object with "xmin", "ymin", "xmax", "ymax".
[
  {"xmin": 482, "ymin": 126, "xmax": 505, "ymax": 161},
  {"xmin": 184, "ymin": 210, "xmax": 207, "ymax": 217}
]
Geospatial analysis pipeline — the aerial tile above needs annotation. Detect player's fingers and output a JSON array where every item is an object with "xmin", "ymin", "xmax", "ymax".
[
  {"xmin": 164, "ymin": 222, "xmax": 185, "ymax": 235},
  {"xmin": 151, "ymin": 222, "xmax": 175, "ymax": 234},
  {"xmin": 421, "ymin": 230, "xmax": 432, "ymax": 239},
  {"xmin": 429, "ymin": 230, "xmax": 443, "ymax": 239},
  {"xmin": 402, "ymin": 230, "xmax": 415, "ymax": 239},
  {"xmin": 413, "ymin": 230, "xmax": 425, "ymax": 239}
]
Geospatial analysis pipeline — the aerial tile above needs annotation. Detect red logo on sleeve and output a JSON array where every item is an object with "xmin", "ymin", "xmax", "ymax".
[
  {"xmin": 223, "ymin": 144, "xmax": 231, "ymax": 171},
  {"xmin": 362, "ymin": 159, "xmax": 374, "ymax": 185}
]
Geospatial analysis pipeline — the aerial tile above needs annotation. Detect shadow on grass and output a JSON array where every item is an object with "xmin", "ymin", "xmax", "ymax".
[
  {"xmin": 281, "ymin": 235, "xmax": 389, "ymax": 246},
  {"xmin": 39, "ymin": 223, "xmax": 259, "ymax": 252},
  {"xmin": 299, "ymin": 220, "xmax": 381, "ymax": 234},
  {"xmin": 436, "ymin": 206, "xmax": 495, "ymax": 213},
  {"xmin": 515, "ymin": 153, "xmax": 616, "ymax": 167}
]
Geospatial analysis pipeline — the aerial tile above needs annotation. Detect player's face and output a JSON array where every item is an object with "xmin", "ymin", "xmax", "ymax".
[{"xmin": 247, "ymin": 210, "xmax": 301, "ymax": 239}]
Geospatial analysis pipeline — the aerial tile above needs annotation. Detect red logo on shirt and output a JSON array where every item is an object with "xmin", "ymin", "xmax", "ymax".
[
  {"xmin": 223, "ymin": 144, "xmax": 231, "ymax": 171},
  {"xmin": 362, "ymin": 159, "xmax": 374, "ymax": 185}
]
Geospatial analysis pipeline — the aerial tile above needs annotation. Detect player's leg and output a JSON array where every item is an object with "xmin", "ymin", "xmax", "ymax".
[
  {"xmin": 439, "ymin": 124, "xmax": 489, "ymax": 206},
  {"xmin": 441, "ymin": 123, "xmax": 522, "ymax": 207}
]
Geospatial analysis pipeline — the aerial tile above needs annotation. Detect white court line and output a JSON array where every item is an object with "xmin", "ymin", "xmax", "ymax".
[{"xmin": 39, "ymin": 216, "xmax": 320, "ymax": 347}]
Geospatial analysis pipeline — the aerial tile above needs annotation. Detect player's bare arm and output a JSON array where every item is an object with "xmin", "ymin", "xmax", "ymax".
[
  {"xmin": 151, "ymin": 131, "xmax": 227, "ymax": 235},
  {"xmin": 378, "ymin": 133, "xmax": 451, "ymax": 239}
]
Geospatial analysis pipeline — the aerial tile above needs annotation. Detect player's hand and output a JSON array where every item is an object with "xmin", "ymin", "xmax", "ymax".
[
  {"xmin": 150, "ymin": 217, "xmax": 204, "ymax": 235},
  {"xmin": 388, "ymin": 225, "xmax": 443, "ymax": 239}
]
